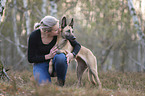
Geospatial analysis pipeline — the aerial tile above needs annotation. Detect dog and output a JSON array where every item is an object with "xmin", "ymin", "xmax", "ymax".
[{"xmin": 49, "ymin": 16, "xmax": 102, "ymax": 89}]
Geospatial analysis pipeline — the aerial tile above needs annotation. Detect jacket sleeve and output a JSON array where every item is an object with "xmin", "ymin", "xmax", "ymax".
[
  {"xmin": 69, "ymin": 40, "xmax": 81, "ymax": 56},
  {"xmin": 27, "ymin": 34, "xmax": 47, "ymax": 63}
]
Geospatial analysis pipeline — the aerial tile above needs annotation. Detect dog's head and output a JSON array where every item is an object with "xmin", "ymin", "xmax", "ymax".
[{"xmin": 61, "ymin": 16, "xmax": 76, "ymax": 40}]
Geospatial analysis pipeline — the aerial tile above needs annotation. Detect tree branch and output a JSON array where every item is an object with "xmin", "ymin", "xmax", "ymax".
[
  {"xmin": 0, "ymin": 33, "xmax": 27, "ymax": 49},
  {"xmin": 100, "ymin": 43, "xmax": 114, "ymax": 65},
  {"xmin": 129, "ymin": 56, "xmax": 145, "ymax": 70}
]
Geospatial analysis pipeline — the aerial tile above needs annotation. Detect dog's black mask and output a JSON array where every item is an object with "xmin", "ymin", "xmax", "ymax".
[{"xmin": 65, "ymin": 35, "xmax": 76, "ymax": 41}]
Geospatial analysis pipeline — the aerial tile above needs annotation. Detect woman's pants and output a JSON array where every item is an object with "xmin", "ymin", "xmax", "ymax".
[{"xmin": 33, "ymin": 53, "xmax": 68, "ymax": 84}]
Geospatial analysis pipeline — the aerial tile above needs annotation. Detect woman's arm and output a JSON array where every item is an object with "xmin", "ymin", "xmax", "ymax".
[
  {"xmin": 65, "ymin": 39, "xmax": 81, "ymax": 64},
  {"xmin": 27, "ymin": 33, "xmax": 46, "ymax": 63},
  {"xmin": 69, "ymin": 40, "xmax": 81, "ymax": 57}
]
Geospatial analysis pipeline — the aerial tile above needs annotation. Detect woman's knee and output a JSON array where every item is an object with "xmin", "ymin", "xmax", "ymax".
[{"xmin": 53, "ymin": 53, "xmax": 66, "ymax": 63}]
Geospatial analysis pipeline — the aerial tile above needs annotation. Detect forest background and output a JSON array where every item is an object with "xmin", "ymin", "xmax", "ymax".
[{"xmin": 0, "ymin": 0, "xmax": 145, "ymax": 72}]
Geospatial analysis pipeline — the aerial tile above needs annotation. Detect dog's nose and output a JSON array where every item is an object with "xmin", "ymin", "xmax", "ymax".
[
  {"xmin": 66, "ymin": 35, "xmax": 76, "ymax": 40},
  {"xmin": 72, "ymin": 36, "xmax": 76, "ymax": 40}
]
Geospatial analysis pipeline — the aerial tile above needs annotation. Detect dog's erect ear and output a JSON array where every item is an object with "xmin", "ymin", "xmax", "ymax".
[
  {"xmin": 69, "ymin": 18, "xmax": 74, "ymax": 28},
  {"xmin": 61, "ymin": 16, "xmax": 67, "ymax": 29}
]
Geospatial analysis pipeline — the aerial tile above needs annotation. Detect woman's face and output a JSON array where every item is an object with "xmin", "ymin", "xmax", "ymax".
[{"xmin": 48, "ymin": 22, "xmax": 60, "ymax": 36}]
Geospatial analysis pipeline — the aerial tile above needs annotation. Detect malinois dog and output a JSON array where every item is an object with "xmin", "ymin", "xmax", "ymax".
[{"xmin": 49, "ymin": 16, "xmax": 102, "ymax": 89}]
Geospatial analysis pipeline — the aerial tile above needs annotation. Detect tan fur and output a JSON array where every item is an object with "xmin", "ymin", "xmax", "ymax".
[{"xmin": 50, "ymin": 17, "xmax": 102, "ymax": 89}]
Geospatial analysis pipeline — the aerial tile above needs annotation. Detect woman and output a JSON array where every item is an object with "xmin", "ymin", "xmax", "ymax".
[{"xmin": 28, "ymin": 16, "xmax": 81, "ymax": 86}]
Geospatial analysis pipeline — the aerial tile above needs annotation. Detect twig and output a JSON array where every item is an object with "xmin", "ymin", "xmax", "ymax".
[
  {"xmin": 0, "ymin": 33, "xmax": 27, "ymax": 49},
  {"xmin": 15, "ymin": 52, "xmax": 27, "ymax": 66},
  {"xmin": 2, "ymin": 68, "xmax": 10, "ymax": 80},
  {"xmin": 33, "ymin": 6, "xmax": 43, "ymax": 18},
  {"xmin": 0, "ymin": 59, "xmax": 10, "ymax": 81},
  {"xmin": 129, "ymin": 56, "xmax": 145, "ymax": 70}
]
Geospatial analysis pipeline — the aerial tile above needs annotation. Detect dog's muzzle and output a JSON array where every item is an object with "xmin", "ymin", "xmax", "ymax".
[{"xmin": 66, "ymin": 35, "xmax": 76, "ymax": 40}]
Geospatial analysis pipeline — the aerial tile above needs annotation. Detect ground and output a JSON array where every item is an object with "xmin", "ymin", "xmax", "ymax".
[{"xmin": 0, "ymin": 69, "xmax": 144, "ymax": 96}]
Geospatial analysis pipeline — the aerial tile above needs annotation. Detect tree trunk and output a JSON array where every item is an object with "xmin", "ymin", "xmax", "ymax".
[
  {"xmin": 113, "ymin": 50, "xmax": 120, "ymax": 71},
  {"xmin": 139, "ymin": 0, "xmax": 144, "ymax": 72},
  {"xmin": 137, "ymin": 41, "xmax": 142, "ymax": 71},
  {"xmin": 108, "ymin": 51, "xmax": 113, "ymax": 71},
  {"xmin": 127, "ymin": 0, "xmax": 145, "ymax": 72},
  {"xmin": 23, "ymin": 0, "xmax": 31, "ymax": 40},
  {"xmin": 13, "ymin": 0, "xmax": 25, "ymax": 58},
  {"xmin": 50, "ymin": 0, "xmax": 57, "ymax": 17},
  {"xmin": 0, "ymin": 40, "xmax": 4, "ymax": 61},
  {"xmin": 127, "ymin": 0, "xmax": 145, "ymax": 42},
  {"xmin": 0, "ymin": 0, "xmax": 6, "ymax": 23},
  {"xmin": 42, "ymin": 0, "xmax": 47, "ymax": 17}
]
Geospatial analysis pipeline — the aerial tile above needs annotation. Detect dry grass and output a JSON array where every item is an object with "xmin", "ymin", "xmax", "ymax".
[{"xmin": 0, "ymin": 70, "xmax": 145, "ymax": 96}]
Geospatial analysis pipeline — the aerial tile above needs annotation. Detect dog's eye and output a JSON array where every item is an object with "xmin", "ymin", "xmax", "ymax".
[{"xmin": 66, "ymin": 30, "xmax": 70, "ymax": 33}]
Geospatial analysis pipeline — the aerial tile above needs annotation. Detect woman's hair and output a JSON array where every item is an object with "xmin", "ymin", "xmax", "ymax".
[
  {"xmin": 40, "ymin": 16, "xmax": 59, "ymax": 32},
  {"xmin": 34, "ymin": 22, "xmax": 40, "ymax": 29}
]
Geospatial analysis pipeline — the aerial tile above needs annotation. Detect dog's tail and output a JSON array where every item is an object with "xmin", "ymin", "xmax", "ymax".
[
  {"xmin": 88, "ymin": 68, "xmax": 97, "ymax": 85},
  {"xmin": 88, "ymin": 66, "xmax": 102, "ymax": 89}
]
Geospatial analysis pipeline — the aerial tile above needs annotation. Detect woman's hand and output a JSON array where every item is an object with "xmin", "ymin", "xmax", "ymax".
[
  {"xmin": 45, "ymin": 46, "xmax": 58, "ymax": 60},
  {"xmin": 66, "ymin": 51, "xmax": 74, "ymax": 65}
]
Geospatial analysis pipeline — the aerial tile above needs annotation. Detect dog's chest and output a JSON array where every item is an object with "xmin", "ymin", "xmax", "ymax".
[{"xmin": 61, "ymin": 41, "xmax": 73, "ymax": 52}]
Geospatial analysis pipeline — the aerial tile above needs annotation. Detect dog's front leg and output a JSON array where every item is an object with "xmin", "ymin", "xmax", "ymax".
[{"xmin": 49, "ymin": 59, "xmax": 53, "ymax": 75}]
